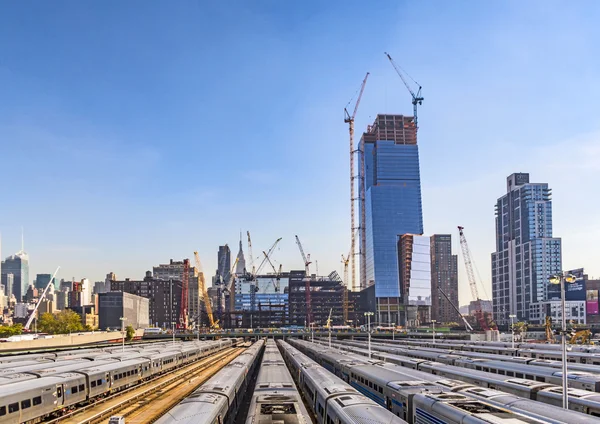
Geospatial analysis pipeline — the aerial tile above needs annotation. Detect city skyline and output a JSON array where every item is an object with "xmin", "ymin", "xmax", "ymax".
[{"xmin": 1, "ymin": 2, "xmax": 599, "ymax": 306}]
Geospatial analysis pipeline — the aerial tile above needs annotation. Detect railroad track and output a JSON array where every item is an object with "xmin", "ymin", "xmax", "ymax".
[{"xmin": 49, "ymin": 347, "xmax": 243, "ymax": 424}]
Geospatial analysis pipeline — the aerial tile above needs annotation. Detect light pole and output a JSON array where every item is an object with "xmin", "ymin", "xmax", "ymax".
[
  {"xmin": 392, "ymin": 323, "xmax": 395, "ymax": 341},
  {"xmin": 509, "ymin": 314, "xmax": 516, "ymax": 349},
  {"xmin": 172, "ymin": 322, "xmax": 176, "ymax": 346},
  {"xmin": 431, "ymin": 320, "xmax": 437, "ymax": 344},
  {"xmin": 550, "ymin": 271, "xmax": 577, "ymax": 409},
  {"xmin": 119, "ymin": 317, "xmax": 127, "ymax": 353},
  {"xmin": 364, "ymin": 312, "xmax": 374, "ymax": 359}
]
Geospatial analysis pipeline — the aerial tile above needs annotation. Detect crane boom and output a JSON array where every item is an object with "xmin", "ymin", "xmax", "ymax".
[
  {"xmin": 457, "ymin": 226, "xmax": 490, "ymax": 331},
  {"xmin": 437, "ymin": 287, "xmax": 473, "ymax": 332},
  {"xmin": 384, "ymin": 52, "xmax": 423, "ymax": 131},
  {"xmin": 344, "ymin": 72, "xmax": 369, "ymax": 294},
  {"xmin": 247, "ymin": 231, "xmax": 256, "ymax": 277},
  {"xmin": 295, "ymin": 235, "xmax": 313, "ymax": 324},
  {"xmin": 25, "ymin": 266, "xmax": 60, "ymax": 331},
  {"xmin": 194, "ymin": 252, "xmax": 218, "ymax": 329}
]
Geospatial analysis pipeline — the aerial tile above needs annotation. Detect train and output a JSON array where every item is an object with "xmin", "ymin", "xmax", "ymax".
[
  {"xmin": 0, "ymin": 338, "xmax": 243, "ymax": 424},
  {"xmin": 289, "ymin": 339, "xmax": 600, "ymax": 423},
  {"xmin": 278, "ymin": 339, "xmax": 407, "ymax": 424},
  {"xmin": 323, "ymin": 338, "xmax": 600, "ymax": 417},
  {"xmin": 156, "ymin": 339, "xmax": 264, "ymax": 424},
  {"xmin": 245, "ymin": 339, "xmax": 311, "ymax": 424}
]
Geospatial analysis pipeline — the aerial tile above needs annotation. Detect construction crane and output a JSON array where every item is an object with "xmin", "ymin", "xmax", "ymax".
[
  {"xmin": 457, "ymin": 226, "xmax": 493, "ymax": 332},
  {"xmin": 179, "ymin": 259, "xmax": 190, "ymax": 329},
  {"xmin": 341, "ymin": 250, "xmax": 351, "ymax": 323},
  {"xmin": 223, "ymin": 257, "xmax": 239, "ymax": 318},
  {"xmin": 344, "ymin": 72, "xmax": 369, "ymax": 294},
  {"xmin": 545, "ymin": 316, "xmax": 555, "ymax": 343},
  {"xmin": 249, "ymin": 237, "xmax": 282, "ymax": 312},
  {"xmin": 385, "ymin": 52, "xmax": 423, "ymax": 131},
  {"xmin": 570, "ymin": 329, "xmax": 592, "ymax": 345},
  {"xmin": 25, "ymin": 266, "xmax": 60, "ymax": 331},
  {"xmin": 295, "ymin": 235, "xmax": 313, "ymax": 325},
  {"xmin": 438, "ymin": 287, "xmax": 473, "ymax": 332},
  {"xmin": 193, "ymin": 252, "xmax": 218, "ymax": 330},
  {"xmin": 263, "ymin": 252, "xmax": 283, "ymax": 293},
  {"xmin": 247, "ymin": 231, "xmax": 256, "ymax": 277}
]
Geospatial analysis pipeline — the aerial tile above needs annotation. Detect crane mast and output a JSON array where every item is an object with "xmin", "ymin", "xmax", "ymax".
[
  {"xmin": 295, "ymin": 235, "xmax": 313, "ymax": 325},
  {"xmin": 345, "ymin": 72, "xmax": 369, "ymax": 293},
  {"xmin": 384, "ymin": 52, "xmax": 424, "ymax": 131},
  {"xmin": 457, "ymin": 226, "xmax": 490, "ymax": 331}
]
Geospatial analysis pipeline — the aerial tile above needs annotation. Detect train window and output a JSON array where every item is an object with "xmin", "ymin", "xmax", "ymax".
[
  {"xmin": 0, "ymin": 406, "xmax": 5, "ymax": 416},
  {"xmin": 21, "ymin": 400, "xmax": 31, "ymax": 409},
  {"xmin": 369, "ymin": 381, "xmax": 373, "ymax": 388},
  {"xmin": 536, "ymin": 377, "xmax": 544, "ymax": 382},
  {"xmin": 97, "ymin": 379, "xmax": 102, "ymax": 386},
  {"xmin": 8, "ymin": 403, "xmax": 18, "ymax": 413},
  {"xmin": 476, "ymin": 366, "xmax": 482, "ymax": 371},
  {"xmin": 498, "ymin": 370, "xmax": 505, "ymax": 375},
  {"xmin": 79, "ymin": 384, "xmax": 84, "ymax": 392},
  {"xmin": 91, "ymin": 381, "xmax": 97, "ymax": 388},
  {"xmin": 507, "ymin": 372, "xmax": 514, "ymax": 377},
  {"xmin": 72, "ymin": 386, "xmax": 78, "ymax": 394},
  {"xmin": 516, "ymin": 373, "xmax": 524, "ymax": 378},
  {"xmin": 526, "ymin": 375, "xmax": 534, "ymax": 380},
  {"xmin": 318, "ymin": 403, "xmax": 324, "ymax": 416}
]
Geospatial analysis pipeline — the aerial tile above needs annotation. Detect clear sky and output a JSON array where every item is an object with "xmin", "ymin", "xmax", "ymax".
[{"xmin": 1, "ymin": 1, "xmax": 599, "ymax": 306}]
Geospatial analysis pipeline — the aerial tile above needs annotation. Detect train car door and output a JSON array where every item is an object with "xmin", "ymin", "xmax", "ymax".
[{"xmin": 56, "ymin": 384, "xmax": 65, "ymax": 406}]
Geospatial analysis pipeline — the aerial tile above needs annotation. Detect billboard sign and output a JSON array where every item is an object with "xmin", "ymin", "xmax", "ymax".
[
  {"xmin": 587, "ymin": 290, "xmax": 599, "ymax": 315},
  {"xmin": 565, "ymin": 268, "xmax": 586, "ymax": 301}
]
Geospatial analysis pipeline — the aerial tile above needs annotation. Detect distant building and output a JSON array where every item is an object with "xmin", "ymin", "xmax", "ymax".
[
  {"xmin": 529, "ymin": 300, "xmax": 585, "ymax": 325},
  {"xmin": 35, "ymin": 274, "xmax": 58, "ymax": 291},
  {"xmin": 217, "ymin": 245, "xmax": 231, "ymax": 284},
  {"xmin": 69, "ymin": 305, "xmax": 99, "ymax": 330},
  {"xmin": 585, "ymin": 276, "xmax": 600, "ymax": 325},
  {"xmin": 430, "ymin": 235, "xmax": 459, "ymax": 324},
  {"xmin": 60, "ymin": 279, "xmax": 73, "ymax": 292},
  {"xmin": 399, "ymin": 234, "xmax": 431, "ymax": 327},
  {"xmin": 38, "ymin": 299, "xmax": 55, "ymax": 315},
  {"xmin": 153, "ymin": 260, "xmax": 201, "ymax": 324},
  {"xmin": 14, "ymin": 303, "xmax": 29, "ymax": 319},
  {"xmin": 55, "ymin": 291, "xmax": 68, "ymax": 311},
  {"xmin": 492, "ymin": 173, "xmax": 562, "ymax": 325},
  {"xmin": 468, "ymin": 300, "xmax": 493, "ymax": 315},
  {"xmin": 359, "ymin": 114, "xmax": 424, "ymax": 324},
  {"xmin": 1, "ymin": 251, "xmax": 29, "ymax": 302},
  {"xmin": 235, "ymin": 235, "xmax": 247, "ymax": 275},
  {"xmin": 4, "ymin": 274, "xmax": 14, "ymax": 300},
  {"xmin": 232, "ymin": 273, "xmax": 290, "ymax": 328},
  {"xmin": 93, "ymin": 280, "xmax": 109, "ymax": 294},
  {"xmin": 111, "ymin": 272, "xmax": 183, "ymax": 328},
  {"xmin": 24, "ymin": 285, "xmax": 38, "ymax": 303},
  {"xmin": 98, "ymin": 292, "xmax": 149, "ymax": 330}
]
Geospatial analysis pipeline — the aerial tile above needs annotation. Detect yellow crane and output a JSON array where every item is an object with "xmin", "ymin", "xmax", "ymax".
[
  {"xmin": 193, "ymin": 251, "xmax": 219, "ymax": 330},
  {"xmin": 570, "ymin": 329, "xmax": 592, "ymax": 345}
]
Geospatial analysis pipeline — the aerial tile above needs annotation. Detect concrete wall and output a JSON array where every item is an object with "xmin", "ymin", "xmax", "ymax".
[{"xmin": 0, "ymin": 329, "xmax": 144, "ymax": 352}]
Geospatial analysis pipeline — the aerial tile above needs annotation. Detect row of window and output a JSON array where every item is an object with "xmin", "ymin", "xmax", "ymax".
[
  {"xmin": 473, "ymin": 365, "xmax": 544, "ymax": 381},
  {"xmin": 351, "ymin": 372, "xmax": 384, "ymax": 394},
  {"xmin": 115, "ymin": 370, "xmax": 136, "ymax": 380},
  {"xmin": 90, "ymin": 378, "xmax": 103, "ymax": 388},
  {"xmin": 0, "ymin": 396, "xmax": 42, "ymax": 416},
  {"xmin": 71, "ymin": 384, "xmax": 85, "ymax": 394}
]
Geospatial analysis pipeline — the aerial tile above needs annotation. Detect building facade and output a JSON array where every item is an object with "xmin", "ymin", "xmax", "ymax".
[
  {"xmin": 430, "ymin": 235, "xmax": 459, "ymax": 324},
  {"xmin": 98, "ymin": 292, "xmax": 150, "ymax": 330},
  {"xmin": 1, "ymin": 252, "xmax": 29, "ymax": 302},
  {"xmin": 288, "ymin": 270, "xmax": 346, "ymax": 327},
  {"xmin": 399, "ymin": 234, "xmax": 431, "ymax": 327},
  {"xmin": 217, "ymin": 245, "xmax": 231, "ymax": 283},
  {"xmin": 491, "ymin": 173, "xmax": 562, "ymax": 325},
  {"xmin": 153, "ymin": 259, "xmax": 201, "ymax": 325},
  {"xmin": 35, "ymin": 274, "xmax": 58, "ymax": 291},
  {"xmin": 359, "ymin": 114, "xmax": 424, "ymax": 324}
]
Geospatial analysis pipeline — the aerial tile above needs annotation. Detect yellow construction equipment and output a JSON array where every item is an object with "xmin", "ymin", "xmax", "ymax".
[
  {"xmin": 193, "ymin": 251, "xmax": 219, "ymax": 330},
  {"xmin": 545, "ymin": 316, "xmax": 555, "ymax": 343},
  {"xmin": 570, "ymin": 329, "xmax": 592, "ymax": 345}
]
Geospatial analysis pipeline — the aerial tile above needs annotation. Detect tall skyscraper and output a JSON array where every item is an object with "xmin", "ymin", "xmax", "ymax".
[
  {"xmin": 35, "ymin": 274, "xmax": 59, "ymax": 291},
  {"xmin": 217, "ymin": 245, "xmax": 231, "ymax": 283},
  {"xmin": 359, "ymin": 114, "xmax": 424, "ymax": 323},
  {"xmin": 430, "ymin": 235, "xmax": 459, "ymax": 323},
  {"xmin": 1, "ymin": 251, "xmax": 29, "ymax": 302},
  {"xmin": 398, "ymin": 234, "xmax": 431, "ymax": 327},
  {"xmin": 235, "ymin": 235, "xmax": 246, "ymax": 275},
  {"xmin": 492, "ymin": 173, "xmax": 562, "ymax": 325},
  {"xmin": 153, "ymin": 259, "xmax": 201, "ymax": 324}
]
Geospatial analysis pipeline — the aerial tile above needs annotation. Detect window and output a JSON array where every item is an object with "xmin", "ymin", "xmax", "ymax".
[
  {"xmin": 79, "ymin": 384, "xmax": 85, "ymax": 392},
  {"xmin": 97, "ymin": 379, "xmax": 102, "ymax": 386},
  {"xmin": 21, "ymin": 400, "xmax": 31, "ymax": 409},
  {"xmin": 72, "ymin": 386, "xmax": 78, "ymax": 394},
  {"xmin": 33, "ymin": 397, "xmax": 41, "ymax": 406},
  {"xmin": 0, "ymin": 406, "xmax": 5, "ymax": 416},
  {"xmin": 8, "ymin": 403, "xmax": 18, "ymax": 414},
  {"xmin": 57, "ymin": 387, "xmax": 63, "ymax": 397},
  {"xmin": 91, "ymin": 381, "xmax": 97, "ymax": 388}
]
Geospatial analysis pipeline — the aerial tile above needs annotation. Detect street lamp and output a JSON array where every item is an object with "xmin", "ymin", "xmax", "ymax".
[
  {"xmin": 391, "ymin": 323, "xmax": 396, "ymax": 341},
  {"xmin": 172, "ymin": 322, "xmax": 176, "ymax": 346},
  {"xmin": 509, "ymin": 314, "xmax": 517, "ymax": 349},
  {"xmin": 550, "ymin": 271, "xmax": 577, "ymax": 409},
  {"xmin": 431, "ymin": 320, "xmax": 437, "ymax": 344},
  {"xmin": 119, "ymin": 317, "xmax": 127, "ymax": 353},
  {"xmin": 364, "ymin": 312, "xmax": 374, "ymax": 359}
]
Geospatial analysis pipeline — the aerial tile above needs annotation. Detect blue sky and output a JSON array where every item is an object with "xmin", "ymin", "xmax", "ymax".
[{"xmin": 1, "ymin": 1, "xmax": 599, "ymax": 305}]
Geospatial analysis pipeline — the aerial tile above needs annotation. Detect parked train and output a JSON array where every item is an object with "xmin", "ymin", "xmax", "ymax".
[
  {"xmin": 289, "ymin": 339, "xmax": 599, "ymax": 423},
  {"xmin": 245, "ymin": 339, "xmax": 311, "ymax": 424},
  {"xmin": 278, "ymin": 340, "xmax": 407, "ymax": 424},
  {"xmin": 156, "ymin": 339, "xmax": 264, "ymax": 424},
  {"xmin": 0, "ymin": 338, "xmax": 242, "ymax": 424},
  {"xmin": 324, "ymin": 339, "xmax": 600, "ymax": 417}
]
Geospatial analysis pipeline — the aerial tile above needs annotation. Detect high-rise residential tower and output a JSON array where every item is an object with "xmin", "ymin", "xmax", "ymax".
[
  {"xmin": 430, "ymin": 235, "xmax": 459, "ymax": 323},
  {"xmin": 492, "ymin": 173, "xmax": 562, "ymax": 325},
  {"xmin": 359, "ymin": 114, "xmax": 424, "ymax": 323},
  {"xmin": 1, "ymin": 251, "xmax": 29, "ymax": 302}
]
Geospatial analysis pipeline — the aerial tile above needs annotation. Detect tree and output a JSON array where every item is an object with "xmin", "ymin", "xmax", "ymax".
[
  {"xmin": 37, "ymin": 310, "xmax": 84, "ymax": 334},
  {"xmin": 513, "ymin": 321, "xmax": 528, "ymax": 342},
  {"xmin": 126, "ymin": 325, "xmax": 135, "ymax": 341},
  {"xmin": 0, "ymin": 324, "xmax": 23, "ymax": 338}
]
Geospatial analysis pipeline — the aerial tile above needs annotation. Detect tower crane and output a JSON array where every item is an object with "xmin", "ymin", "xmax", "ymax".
[
  {"xmin": 249, "ymin": 237, "xmax": 282, "ymax": 312},
  {"xmin": 384, "ymin": 52, "xmax": 423, "ymax": 131},
  {"xmin": 457, "ymin": 226, "xmax": 495, "ymax": 331},
  {"xmin": 344, "ymin": 72, "xmax": 369, "ymax": 293},
  {"xmin": 247, "ymin": 231, "xmax": 256, "ymax": 278},
  {"xmin": 223, "ymin": 256, "xmax": 239, "ymax": 322},
  {"xmin": 295, "ymin": 235, "xmax": 313, "ymax": 325},
  {"xmin": 262, "ymin": 252, "xmax": 283, "ymax": 293},
  {"xmin": 193, "ymin": 252, "xmax": 218, "ymax": 330}
]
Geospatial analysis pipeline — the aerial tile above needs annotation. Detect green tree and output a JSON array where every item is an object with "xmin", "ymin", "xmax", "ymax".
[
  {"xmin": 38, "ymin": 310, "xmax": 84, "ymax": 334},
  {"xmin": 0, "ymin": 324, "xmax": 23, "ymax": 338},
  {"xmin": 126, "ymin": 325, "xmax": 135, "ymax": 341},
  {"xmin": 38, "ymin": 313, "xmax": 57, "ymax": 334}
]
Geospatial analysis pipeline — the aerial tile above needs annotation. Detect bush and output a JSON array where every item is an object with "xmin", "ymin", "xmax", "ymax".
[{"xmin": 125, "ymin": 325, "xmax": 135, "ymax": 341}]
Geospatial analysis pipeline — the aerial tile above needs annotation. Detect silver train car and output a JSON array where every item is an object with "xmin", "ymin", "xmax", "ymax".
[
  {"xmin": 289, "ymin": 339, "xmax": 586, "ymax": 424},
  {"xmin": 278, "ymin": 340, "xmax": 407, "ymax": 424},
  {"xmin": 156, "ymin": 340, "xmax": 264, "ymax": 424},
  {"xmin": 245, "ymin": 339, "xmax": 311, "ymax": 424},
  {"xmin": 0, "ymin": 338, "xmax": 241, "ymax": 424}
]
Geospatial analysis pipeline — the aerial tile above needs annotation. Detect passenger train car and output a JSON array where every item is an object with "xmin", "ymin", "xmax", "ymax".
[
  {"xmin": 156, "ymin": 339, "xmax": 264, "ymax": 424},
  {"xmin": 278, "ymin": 340, "xmax": 407, "ymax": 424},
  {"xmin": 245, "ymin": 339, "xmax": 311, "ymax": 424},
  {"xmin": 0, "ymin": 338, "xmax": 242, "ymax": 424}
]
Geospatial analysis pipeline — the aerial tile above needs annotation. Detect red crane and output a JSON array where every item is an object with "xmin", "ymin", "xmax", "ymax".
[
  {"xmin": 457, "ymin": 226, "xmax": 494, "ymax": 331},
  {"xmin": 295, "ymin": 235, "xmax": 313, "ymax": 325}
]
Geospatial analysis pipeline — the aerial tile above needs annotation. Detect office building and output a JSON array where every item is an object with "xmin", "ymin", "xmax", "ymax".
[
  {"xmin": 14, "ymin": 303, "xmax": 29, "ymax": 319},
  {"xmin": 1, "ymin": 251, "xmax": 29, "ymax": 302},
  {"xmin": 111, "ymin": 271, "xmax": 184, "ymax": 329},
  {"xmin": 359, "ymin": 114, "xmax": 424, "ymax": 323},
  {"xmin": 153, "ymin": 259, "xmax": 201, "ymax": 324},
  {"xmin": 430, "ymin": 235, "xmax": 459, "ymax": 323},
  {"xmin": 585, "ymin": 275, "xmax": 600, "ymax": 325},
  {"xmin": 55, "ymin": 290, "xmax": 68, "ymax": 311},
  {"xmin": 98, "ymin": 292, "xmax": 149, "ymax": 330},
  {"xmin": 35, "ymin": 274, "xmax": 58, "ymax": 291},
  {"xmin": 217, "ymin": 245, "xmax": 231, "ymax": 283},
  {"xmin": 235, "ymin": 236, "xmax": 247, "ymax": 275},
  {"xmin": 399, "ymin": 234, "xmax": 431, "ymax": 327},
  {"xmin": 231, "ymin": 273, "xmax": 289, "ymax": 328},
  {"xmin": 491, "ymin": 173, "xmax": 562, "ymax": 325},
  {"xmin": 288, "ymin": 270, "xmax": 346, "ymax": 327}
]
